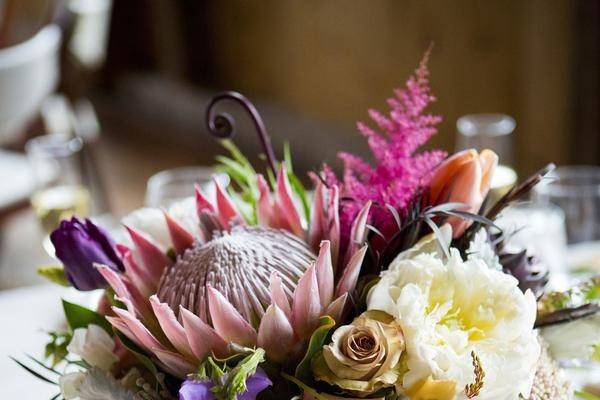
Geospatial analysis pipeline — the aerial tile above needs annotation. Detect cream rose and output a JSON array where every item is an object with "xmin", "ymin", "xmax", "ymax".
[{"xmin": 312, "ymin": 310, "xmax": 405, "ymax": 397}]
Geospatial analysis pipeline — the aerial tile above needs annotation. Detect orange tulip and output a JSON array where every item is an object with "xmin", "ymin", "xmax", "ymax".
[{"xmin": 429, "ymin": 149, "xmax": 498, "ymax": 237}]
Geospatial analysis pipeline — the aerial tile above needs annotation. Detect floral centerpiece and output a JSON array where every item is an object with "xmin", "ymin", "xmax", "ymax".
[{"xmin": 17, "ymin": 53, "xmax": 600, "ymax": 400}]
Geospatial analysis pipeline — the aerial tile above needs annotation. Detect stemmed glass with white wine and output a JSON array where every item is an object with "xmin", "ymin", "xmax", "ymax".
[{"xmin": 26, "ymin": 135, "xmax": 91, "ymax": 254}]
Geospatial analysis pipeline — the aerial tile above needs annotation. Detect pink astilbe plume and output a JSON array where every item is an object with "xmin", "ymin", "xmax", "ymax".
[{"xmin": 332, "ymin": 51, "xmax": 447, "ymax": 244}]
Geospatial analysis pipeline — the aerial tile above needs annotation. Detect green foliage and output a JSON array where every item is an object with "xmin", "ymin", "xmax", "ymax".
[
  {"xmin": 37, "ymin": 265, "xmax": 70, "ymax": 287},
  {"xmin": 215, "ymin": 140, "xmax": 260, "ymax": 224},
  {"xmin": 295, "ymin": 316, "xmax": 336, "ymax": 382},
  {"xmin": 215, "ymin": 140, "xmax": 312, "ymax": 225},
  {"xmin": 538, "ymin": 276, "xmax": 600, "ymax": 315},
  {"xmin": 195, "ymin": 347, "xmax": 267, "ymax": 400},
  {"xmin": 576, "ymin": 391, "xmax": 600, "ymax": 400},
  {"xmin": 62, "ymin": 299, "xmax": 112, "ymax": 334},
  {"xmin": 216, "ymin": 348, "xmax": 266, "ymax": 400},
  {"xmin": 45, "ymin": 330, "xmax": 72, "ymax": 366}
]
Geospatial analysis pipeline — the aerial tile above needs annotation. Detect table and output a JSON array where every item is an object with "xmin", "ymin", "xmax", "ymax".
[
  {"xmin": 0, "ymin": 285, "xmax": 64, "ymax": 399},
  {"xmin": 0, "ymin": 284, "xmax": 100, "ymax": 399}
]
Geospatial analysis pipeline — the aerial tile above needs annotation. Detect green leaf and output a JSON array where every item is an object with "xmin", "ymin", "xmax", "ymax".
[
  {"xmin": 114, "ymin": 331, "xmax": 158, "ymax": 375},
  {"xmin": 288, "ymin": 172, "xmax": 311, "ymax": 224},
  {"xmin": 283, "ymin": 142, "xmax": 294, "ymax": 173},
  {"xmin": 44, "ymin": 330, "xmax": 71, "ymax": 366},
  {"xmin": 215, "ymin": 348, "xmax": 266, "ymax": 400},
  {"xmin": 221, "ymin": 140, "xmax": 256, "ymax": 173},
  {"xmin": 25, "ymin": 354, "xmax": 61, "ymax": 376},
  {"xmin": 576, "ymin": 391, "xmax": 600, "ymax": 400},
  {"xmin": 37, "ymin": 265, "xmax": 70, "ymax": 287},
  {"xmin": 295, "ymin": 316, "xmax": 336, "ymax": 381},
  {"xmin": 592, "ymin": 343, "xmax": 600, "ymax": 363},
  {"xmin": 281, "ymin": 372, "xmax": 329, "ymax": 400},
  {"xmin": 10, "ymin": 357, "xmax": 58, "ymax": 385},
  {"xmin": 62, "ymin": 299, "xmax": 112, "ymax": 334}
]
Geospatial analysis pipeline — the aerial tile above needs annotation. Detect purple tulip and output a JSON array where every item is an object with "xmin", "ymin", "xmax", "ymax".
[
  {"xmin": 50, "ymin": 217, "xmax": 124, "ymax": 290},
  {"xmin": 179, "ymin": 368, "xmax": 272, "ymax": 400}
]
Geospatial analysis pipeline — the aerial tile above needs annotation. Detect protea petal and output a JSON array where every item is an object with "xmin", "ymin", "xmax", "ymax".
[
  {"xmin": 258, "ymin": 305, "xmax": 296, "ymax": 363},
  {"xmin": 195, "ymin": 184, "xmax": 216, "ymax": 214},
  {"xmin": 325, "ymin": 293, "xmax": 348, "ymax": 323},
  {"xmin": 106, "ymin": 316, "xmax": 140, "ymax": 347},
  {"xmin": 150, "ymin": 296, "xmax": 195, "ymax": 360},
  {"xmin": 256, "ymin": 174, "xmax": 273, "ymax": 227},
  {"xmin": 309, "ymin": 180, "xmax": 326, "ymax": 250},
  {"xmin": 118, "ymin": 246, "xmax": 153, "ymax": 296},
  {"xmin": 292, "ymin": 264, "xmax": 321, "ymax": 339},
  {"xmin": 344, "ymin": 201, "xmax": 371, "ymax": 264},
  {"xmin": 180, "ymin": 306, "xmax": 228, "ymax": 359},
  {"xmin": 152, "ymin": 348, "xmax": 196, "ymax": 378},
  {"xmin": 207, "ymin": 285, "xmax": 257, "ymax": 347},
  {"xmin": 214, "ymin": 178, "xmax": 244, "ymax": 227},
  {"xmin": 315, "ymin": 241, "xmax": 334, "ymax": 308},
  {"xmin": 125, "ymin": 226, "xmax": 171, "ymax": 282},
  {"xmin": 112, "ymin": 307, "xmax": 165, "ymax": 353},
  {"xmin": 276, "ymin": 165, "xmax": 304, "ymax": 237},
  {"xmin": 327, "ymin": 185, "xmax": 341, "ymax": 267},
  {"xmin": 96, "ymin": 264, "xmax": 152, "ymax": 320},
  {"xmin": 163, "ymin": 211, "xmax": 195, "ymax": 254},
  {"xmin": 269, "ymin": 272, "xmax": 292, "ymax": 320},
  {"xmin": 335, "ymin": 245, "xmax": 367, "ymax": 298}
]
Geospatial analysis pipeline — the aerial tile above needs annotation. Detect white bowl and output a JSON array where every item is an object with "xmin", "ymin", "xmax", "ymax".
[{"xmin": 0, "ymin": 25, "xmax": 62, "ymax": 144}]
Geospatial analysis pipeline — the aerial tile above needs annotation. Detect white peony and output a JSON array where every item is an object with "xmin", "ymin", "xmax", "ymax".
[
  {"xmin": 367, "ymin": 248, "xmax": 540, "ymax": 400},
  {"xmin": 67, "ymin": 325, "xmax": 118, "ymax": 371}
]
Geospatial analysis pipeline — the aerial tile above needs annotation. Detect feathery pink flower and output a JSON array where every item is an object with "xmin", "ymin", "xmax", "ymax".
[{"xmin": 331, "ymin": 51, "xmax": 447, "ymax": 245}]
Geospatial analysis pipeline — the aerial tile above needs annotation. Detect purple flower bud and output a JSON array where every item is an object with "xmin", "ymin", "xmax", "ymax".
[
  {"xmin": 178, "ymin": 368, "xmax": 272, "ymax": 400},
  {"xmin": 238, "ymin": 368, "xmax": 272, "ymax": 400},
  {"xmin": 179, "ymin": 380, "xmax": 215, "ymax": 400},
  {"xmin": 50, "ymin": 217, "xmax": 124, "ymax": 290}
]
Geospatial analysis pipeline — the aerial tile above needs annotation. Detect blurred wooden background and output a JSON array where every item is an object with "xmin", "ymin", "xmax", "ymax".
[{"xmin": 100, "ymin": 0, "xmax": 599, "ymax": 178}]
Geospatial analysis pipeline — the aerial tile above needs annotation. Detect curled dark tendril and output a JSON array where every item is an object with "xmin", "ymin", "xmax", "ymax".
[{"xmin": 205, "ymin": 91, "xmax": 278, "ymax": 176}]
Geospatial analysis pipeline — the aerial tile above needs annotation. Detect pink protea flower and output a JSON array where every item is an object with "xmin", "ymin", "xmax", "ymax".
[
  {"xmin": 97, "ymin": 166, "xmax": 369, "ymax": 377},
  {"xmin": 329, "ymin": 51, "xmax": 447, "ymax": 247}
]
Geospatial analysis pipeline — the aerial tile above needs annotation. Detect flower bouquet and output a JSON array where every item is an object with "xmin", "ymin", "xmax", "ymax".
[{"xmin": 17, "ymin": 53, "xmax": 600, "ymax": 400}]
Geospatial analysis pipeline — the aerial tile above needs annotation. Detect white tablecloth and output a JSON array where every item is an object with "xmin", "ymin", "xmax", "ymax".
[
  {"xmin": 0, "ymin": 285, "xmax": 100, "ymax": 399},
  {"xmin": 0, "ymin": 285, "xmax": 65, "ymax": 399}
]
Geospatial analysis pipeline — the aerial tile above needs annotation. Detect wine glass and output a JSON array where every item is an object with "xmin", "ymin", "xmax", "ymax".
[
  {"xmin": 26, "ymin": 135, "xmax": 91, "ymax": 252},
  {"xmin": 145, "ymin": 166, "xmax": 229, "ymax": 209}
]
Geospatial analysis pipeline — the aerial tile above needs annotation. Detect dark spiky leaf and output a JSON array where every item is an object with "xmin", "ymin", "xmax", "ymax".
[
  {"xmin": 10, "ymin": 357, "xmax": 58, "ymax": 385},
  {"xmin": 423, "ymin": 216, "xmax": 450, "ymax": 259},
  {"xmin": 499, "ymin": 250, "xmax": 548, "ymax": 298},
  {"xmin": 486, "ymin": 163, "xmax": 556, "ymax": 221}
]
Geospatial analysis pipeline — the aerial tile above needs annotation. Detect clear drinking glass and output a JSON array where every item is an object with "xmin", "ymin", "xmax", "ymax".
[
  {"xmin": 496, "ymin": 203, "xmax": 569, "ymax": 290},
  {"xmin": 26, "ymin": 135, "xmax": 91, "ymax": 234},
  {"xmin": 145, "ymin": 167, "xmax": 229, "ymax": 209},
  {"xmin": 456, "ymin": 113, "xmax": 515, "ymax": 164},
  {"xmin": 534, "ymin": 166, "xmax": 600, "ymax": 244},
  {"xmin": 456, "ymin": 114, "xmax": 518, "ymax": 205}
]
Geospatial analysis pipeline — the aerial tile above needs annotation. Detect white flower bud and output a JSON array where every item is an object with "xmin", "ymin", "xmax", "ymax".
[{"xmin": 67, "ymin": 324, "xmax": 118, "ymax": 371}]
